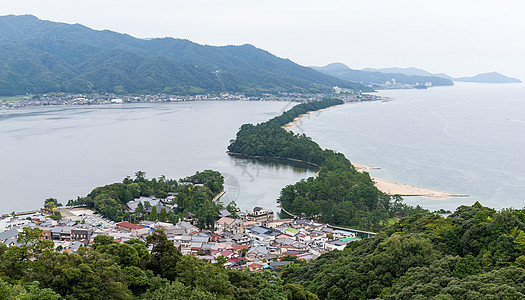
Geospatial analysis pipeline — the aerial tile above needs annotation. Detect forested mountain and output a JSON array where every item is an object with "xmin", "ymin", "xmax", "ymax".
[
  {"xmin": 0, "ymin": 15, "xmax": 370, "ymax": 96},
  {"xmin": 312, "ymin": 63, "xmax": 454, "ymax": 87}
]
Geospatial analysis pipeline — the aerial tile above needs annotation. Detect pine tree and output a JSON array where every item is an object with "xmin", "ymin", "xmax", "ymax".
[
  {"xmin": 159, "ymin": 208, "xmax": 168, "ymax": 222},
  {"xmin": 150, "ymin": 206, "xmax": 158, "ymax": 221}
]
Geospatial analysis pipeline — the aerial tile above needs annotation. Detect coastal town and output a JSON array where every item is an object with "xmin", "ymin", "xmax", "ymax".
[
  {"xmin": 1, "ymin": 90, "xmax": 384, "ymax": 109},
  {"xmin": 0, "ymin": 201, "xmax": 367, "ymax": 272}
]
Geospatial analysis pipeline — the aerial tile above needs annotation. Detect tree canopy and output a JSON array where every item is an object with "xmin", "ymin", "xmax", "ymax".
[
  {"xmin": 75, "ymin": 170, "xmax": 223, "ymax": 229},
  {"xmin": 281, "ymin": 203, "xmax": 525, "ymax": 299},
  {"xmin": 0, "ymin": 228, "xmax": 315, "ymax": 299}
]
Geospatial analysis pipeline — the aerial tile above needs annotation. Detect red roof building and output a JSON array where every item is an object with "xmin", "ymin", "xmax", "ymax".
[
  {"xmin": 232, "ymin": 244, "xmax": 250, "ymax": 253},
  {"xmin": 116, "ymin": 222, "xmax": 149, "ymax": 236}
]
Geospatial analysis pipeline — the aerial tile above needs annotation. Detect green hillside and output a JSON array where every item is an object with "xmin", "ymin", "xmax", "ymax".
[
  {"xmin": 0, "ymin": 15, "xmax": 371, "ymax": 96},
  {"xmin": 282, "ymin": 203, "xmax": 525, "ymax": 299}
]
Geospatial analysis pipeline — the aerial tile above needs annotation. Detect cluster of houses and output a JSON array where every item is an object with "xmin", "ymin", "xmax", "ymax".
[
  {"xmin": 0, "ymin": 206, "xmax": 362, "ymax": 271},
  {"xmin": 0, "ymin": 211, "xmax": 94, "ymax": 253},
  {"xmin": 3, "ymin": 90, "xmax": 384, "ymax": 109}
]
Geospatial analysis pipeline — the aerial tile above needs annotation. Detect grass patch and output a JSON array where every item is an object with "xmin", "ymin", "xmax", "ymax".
[
  {"xmin": 387, "ymin": 218, "xmax": 398, "ymax": 225},
  {"xmin": 0, "ymin": 95, "xmax": 31, "ymax": 103}
]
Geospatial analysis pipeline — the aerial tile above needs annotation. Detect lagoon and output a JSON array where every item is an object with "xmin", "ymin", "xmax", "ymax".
[{"xmin": 0, "ymin": 101, "xmax": 315, "ymax": 214}]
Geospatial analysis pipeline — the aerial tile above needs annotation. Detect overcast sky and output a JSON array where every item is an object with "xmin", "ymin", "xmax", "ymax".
[{"xmin": 2, "ymin": 0, "xmax": 524, "ymax": 80}]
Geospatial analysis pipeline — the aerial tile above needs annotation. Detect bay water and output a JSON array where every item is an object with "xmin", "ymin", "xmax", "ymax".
[
  {"xmin": 0, "ymin": 101, "xmax": 315, "ymax": 214},
  {"xmin": 2, "ymin": 82, "xmax": 524, "ymax": 215},
  {"xmin": 291, "ymin": 82, "xmax": 525, "ymax": 211}
]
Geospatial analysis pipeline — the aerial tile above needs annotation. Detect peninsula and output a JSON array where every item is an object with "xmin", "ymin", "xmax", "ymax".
[{"xmin": 228, "ymin": 98, "xmax": 424, "ymax": 231}]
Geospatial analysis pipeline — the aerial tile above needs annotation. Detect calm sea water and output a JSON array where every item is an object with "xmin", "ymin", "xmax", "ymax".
[
  {"xmin": 2, "ymin": 83, "xmax": 523, "ymax": 214},
  {"xmin": 291, "ymin": 82, "xmax": 525, "ymax": 211},
  {"xmin": 0, "ymin": 101, "xmax": 315, "ymax": 214}
]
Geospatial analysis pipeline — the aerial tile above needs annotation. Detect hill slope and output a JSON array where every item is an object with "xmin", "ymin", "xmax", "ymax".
[
  {"xmin": 0, "ymin": 15, "xmax": 371, "ymax": 96},
  {"xmin": 283, "ymin": 202, "xmax": 525, "ymax": 299}
]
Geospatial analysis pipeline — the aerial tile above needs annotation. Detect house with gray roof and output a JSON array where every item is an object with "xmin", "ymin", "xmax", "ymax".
[
  {"xmin": 0, "ymin": 228, "xmax": 19, "ymax": 245},
  {"xmin": 246, "ymin": 246, "xmax": 269, "ymax": 260}
]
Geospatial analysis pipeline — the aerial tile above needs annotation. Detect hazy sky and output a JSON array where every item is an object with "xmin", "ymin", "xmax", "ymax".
[{"xmin": 2, "ymin": 0, "xmax": 524, "ymax": 79}]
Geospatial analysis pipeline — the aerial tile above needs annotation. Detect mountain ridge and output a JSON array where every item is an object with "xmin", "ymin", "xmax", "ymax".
[
  {"xmin": 361, "ymin": 66, "xmax": 521, "ymax": 83},
  {"xmin": 0, "ymin": 14, "xmax": 371, "ymax": 96},
  {"xmin": 312, "ymin": 63, "xmax": 454, "ymax": 88}
]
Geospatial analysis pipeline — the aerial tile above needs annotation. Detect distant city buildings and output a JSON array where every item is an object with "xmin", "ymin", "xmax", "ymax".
[{"xmin": 1, "ymin": 90, "xmax": 383, "ymax": 109}]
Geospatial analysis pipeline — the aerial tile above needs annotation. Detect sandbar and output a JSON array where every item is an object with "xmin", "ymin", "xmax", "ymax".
[
  {"xmin": 283, "ymin": 103, "xmax": 467, "ymax": 199},
  {"xmin": 283, "ymin": 103, "xmax": 346, "ymax": 132},
  {"xmin": 352, "ymin": 163, "xmax": 468, "ymax": 199}
]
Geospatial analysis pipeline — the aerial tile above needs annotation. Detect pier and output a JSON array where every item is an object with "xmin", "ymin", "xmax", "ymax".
[{"xmin": 212, "ymin": 190, "xmax": 226, "ymax": 202}]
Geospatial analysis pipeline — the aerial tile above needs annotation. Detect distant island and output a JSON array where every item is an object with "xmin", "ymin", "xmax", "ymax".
[
  {"xmin": 362, "ymin": 66, "xmax": 522, "ymax": 84},
  {"xmin": 455, "ymin": 72, "xmax": 522, "ymax": 83}
]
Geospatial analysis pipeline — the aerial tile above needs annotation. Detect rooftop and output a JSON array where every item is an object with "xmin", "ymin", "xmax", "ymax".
[{"xmin": 116, "ymin": 221, "xmax": 144, "ymax": 230}]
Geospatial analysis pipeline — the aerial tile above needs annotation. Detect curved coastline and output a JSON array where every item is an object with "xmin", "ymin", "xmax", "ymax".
[
  {"xmin": 282, "ymin": 103, "xmax": 346, "ymax": 132},
  {"xmin": 285, "ymin": 103, "xmax": 469, "ymax": 200}
]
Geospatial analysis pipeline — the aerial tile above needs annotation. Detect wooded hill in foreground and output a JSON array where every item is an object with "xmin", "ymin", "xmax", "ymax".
[
  {"xmin": 0, "ymin": 228, "xmax": 316, "ymax": 300},
  {"xmin": 283, "ymin": 202, "xmax": 525, "ymax": 299},
  {"xmin": 228, "ymin": 98, "xmax": 423, "ymax": 231},
  {"xmin": 0, "ymin": 15, "xmax": 371, "ymax": 96},
  {"xmin": 2, "ymin": 203, "xmax": 523, "ymax": 299}
]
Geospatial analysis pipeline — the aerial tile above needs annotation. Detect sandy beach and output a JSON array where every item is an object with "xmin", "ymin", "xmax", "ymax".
[
  {"xmin": 283, "ymin": 103, "xmax": 346, "ymax": 132},
  {"xmin": 352, "ymin": 163, "xmax": 468, "ymax": 199}
]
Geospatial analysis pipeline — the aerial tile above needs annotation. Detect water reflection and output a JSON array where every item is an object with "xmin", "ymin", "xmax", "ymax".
[
  {"xmin": 223, "ymin": 156, "xmax": 316, "ymax": 216},
  {"xmin": 0, "ymin": 101, "xmax": 314, "ymax": 214}
]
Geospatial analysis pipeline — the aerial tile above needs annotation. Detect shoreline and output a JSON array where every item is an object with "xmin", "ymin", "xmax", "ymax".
[
  {"xmin": 352, "ymin": 162, "xmax": 468, "ymax": 199},
  {"xmin": 285, "ymin": 104, "xmax": 468, "ymax": 200},
  {"xmin": 227, "ymin": 152, "xmax": 321, "ymax": 170},
  {"xmin": 283, "ymin": 103, "xmax": 346, "ymax": 132}
]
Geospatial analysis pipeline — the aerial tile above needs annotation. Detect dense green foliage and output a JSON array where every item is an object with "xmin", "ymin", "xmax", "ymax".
[
  {"xmin": 4, "ymin": 203, "xmax": 525, "ymax": 299},
  {"xmin": 78, "ymin": 170, "xmax": 223, "ymax": 229},
  {"xmin": 281, "ymin": 202, "xmax": 525, "ymax": 299},
  {"xmin": 0, "ymin": 15, "xmax": 371, "ymax": 96},
  {"xmin": 228, "ymin": 99, "xmax": 420, "ymax": 231},
  {"xmin": 0, "ymin": 279, "xmax": 61, "ymax": 300},
  {"xmin": 0, "ymin": 228, "xmax": 316, "ymax": 299}
]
